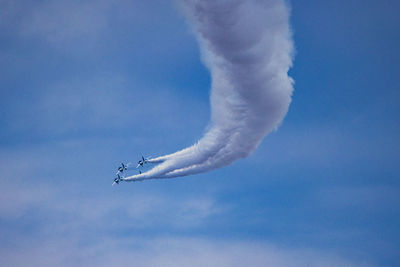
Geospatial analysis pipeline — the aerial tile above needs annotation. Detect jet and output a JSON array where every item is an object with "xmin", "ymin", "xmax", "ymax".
[
  {"xmin": 116, "ymin": 162, "xmax": 131, "ymax": 175},
  {"xmin": 136, "ymin": 156, "xmax": 150, "ymax": 168},
  {"xmin": 112, "ymin": 168, "xmax": 143, "ymax": 185},
  {"xmin": 112, "ymin": 174, "xmax": 122, "ymax": 186}
]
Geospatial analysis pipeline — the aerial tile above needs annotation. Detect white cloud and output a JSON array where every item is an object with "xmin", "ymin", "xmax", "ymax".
[
  {"xmin": 125, "ymin": 194, "xmax": 222, "ymax": 228},
  {"xmin": 6, "ymin": 71, "xmax": 207, "ymax": 136},
  {"xmin": 247, "ymin": 122, "xmax": 400, "ymax": 177},
  {"xmin": 0, "ymin": 175, "xmax": 223, "ymax": 230},
  {"xmin": 316, "ymin": 185, "xmax": 400, "ymax": 212},
  {"xmin": 21, "ymin": 0, "xmax": 110, "ymax": 43},
  {"xmin": 0, "ymin": 0, "xmax": 188, "ymax": 53},
  {"xmin": 0, "ymin": 162, "xmax": 362, "ymax": 267},
  {"xmin": 0, "ymin": 236, "xmax": 361, "ymax": 267},
  {"xmin": 0, "ymin": 182, "xmax": 54, "ymax": 219}
]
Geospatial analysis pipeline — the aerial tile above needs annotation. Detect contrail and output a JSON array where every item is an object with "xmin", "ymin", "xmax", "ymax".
[{"xmin": 123, "ymin": 0, "xmax": 294, "ymax": 182}]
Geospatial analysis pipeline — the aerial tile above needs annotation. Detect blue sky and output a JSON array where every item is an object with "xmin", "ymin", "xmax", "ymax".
[{"xmin": 1, "ymin": 0, "xmax": 399, "ymax": 266}]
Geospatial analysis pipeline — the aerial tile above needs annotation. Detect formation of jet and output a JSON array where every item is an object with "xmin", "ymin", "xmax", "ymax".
[
  {"xmin": 112, "ymin": 156, "xmax": 150, "ymax": 185},
  {"xmin": 113, "ymin": 162, "xmax": 130, "ymax": 185}
]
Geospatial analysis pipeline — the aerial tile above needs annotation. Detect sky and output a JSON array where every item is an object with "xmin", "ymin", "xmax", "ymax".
[{"xmin": 0, "ymin": 0, "xmax": 399, "ymax": 266}]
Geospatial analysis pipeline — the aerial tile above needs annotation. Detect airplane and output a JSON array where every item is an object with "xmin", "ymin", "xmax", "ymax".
[
  {"xmin": 113, "ymin": 162, "xmax": 144, "ymax": 185},
  {"xmin": 136, "ymin": 156, "xmax": 150, "ymax": 168},
  {"xmin": 112, "ymin": 174, "xmax": 122, "ymax": 186},
  {"xmin": 116, "ymin": 162, "xmax": 131, "ymax": 175}
]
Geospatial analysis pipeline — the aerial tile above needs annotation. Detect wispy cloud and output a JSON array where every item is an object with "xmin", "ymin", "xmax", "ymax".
[
  {"xmin": 316, "ymin": 185, "xmax": 400, "ymax": 212},
  {"xmin": 0, "ymin": 235, "xmax": 361, "ymax": 267},
  {"xmin": 0, "ymin": 0, "xmax": 189, "ymax": 56},
  {"xmin": 4, "ymin": 71, "xmax": 207, "ymax": 139},
  {"xmin": 21, "ymin": 1, "xmax": 110, "ymax": 43},
  {"xmin": 2, "ymin": 0, "xmax": 127, "ymax": 45},
  {"xmin": 0, "ymin": 176, "xmax": 224, "ymax": 232},
  {"xmin": 125, "ymin": 194, "xmax": 222, "ymax": 228}
]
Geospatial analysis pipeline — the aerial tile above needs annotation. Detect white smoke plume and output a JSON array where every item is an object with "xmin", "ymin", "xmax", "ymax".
[{"xmin": 123, "ymin": 0, "xmax": 294, "ymax": 182}]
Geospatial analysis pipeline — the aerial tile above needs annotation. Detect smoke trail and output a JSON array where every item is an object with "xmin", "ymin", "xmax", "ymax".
[{"xmin": 123, "ymin": 0, "xmax": 294, "ymax": 182}]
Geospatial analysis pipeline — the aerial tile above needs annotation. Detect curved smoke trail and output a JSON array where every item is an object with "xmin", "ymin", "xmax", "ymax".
[{"xmin": 123, "ymin": 0, "xmax": 294, "ymax": 182}]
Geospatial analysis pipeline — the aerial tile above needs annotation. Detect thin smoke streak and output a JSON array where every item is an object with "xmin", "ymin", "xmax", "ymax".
[{"xmin": 123, "ymin": 0, "xmax": 294, "ymax": 182}]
